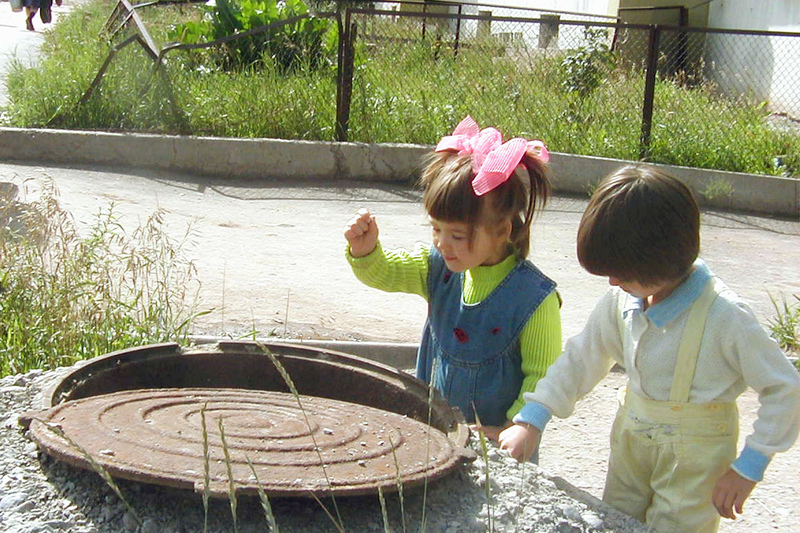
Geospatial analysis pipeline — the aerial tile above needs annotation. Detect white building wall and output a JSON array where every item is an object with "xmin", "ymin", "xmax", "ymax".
[
  {"xmin": 455, "ymin": 0, "xmax": 616, "ymax": 49},
  {"xmin": 708, "ymin": 0, "xmax": 800, "ymax": 118}
]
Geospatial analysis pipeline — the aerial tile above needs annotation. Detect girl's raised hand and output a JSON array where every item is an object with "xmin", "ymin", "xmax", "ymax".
[{"xmin": 344, "ymin": 208, "xmax": 379, "ymax": 258}]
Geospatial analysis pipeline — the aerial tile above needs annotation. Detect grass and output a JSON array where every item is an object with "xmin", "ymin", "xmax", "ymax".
[
  {"xmin": 1, "ymin": 0, "xmax": 798, "ymax": 177},
  {"xmin": 0, "ymin": 179, "xmax": 204, "ymax": 377},
  {"xmin": 769, "ymin": 293, "xmax": 800, "ymax": 361}
]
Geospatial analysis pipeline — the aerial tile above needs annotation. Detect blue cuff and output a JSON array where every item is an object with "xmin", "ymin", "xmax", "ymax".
[
  {"xmin": 731, "ymin": 446, "xmax": 771, "ymax": 482},
  {"xmin": 512, "ymin": 402, "xmax": 552, "ymax": 431}
]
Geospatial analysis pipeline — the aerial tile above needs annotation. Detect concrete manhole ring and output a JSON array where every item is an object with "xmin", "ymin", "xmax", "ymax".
[{"xmin": 27, "ymin": 387, "xmax": 464, "ymax": 498}]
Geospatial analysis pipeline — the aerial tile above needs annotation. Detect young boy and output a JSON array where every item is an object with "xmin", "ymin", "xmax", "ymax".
[{"xmin": 490, "ymin": 166, "xmax": 800, "ymax": 532}]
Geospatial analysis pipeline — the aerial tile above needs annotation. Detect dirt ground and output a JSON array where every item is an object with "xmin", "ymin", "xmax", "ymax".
[{"xmin": 2, "ymin": 162, "xmax": 799, "ymax": 532}]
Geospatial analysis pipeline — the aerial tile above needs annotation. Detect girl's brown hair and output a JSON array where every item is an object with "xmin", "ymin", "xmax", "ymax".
[
  {"xmin": 419, "ymin": 151, "xmax": 551, "ymax": 259},
  {"xmin": 577, "ymin": 166, "xmax": 700, "ymax": 285}
]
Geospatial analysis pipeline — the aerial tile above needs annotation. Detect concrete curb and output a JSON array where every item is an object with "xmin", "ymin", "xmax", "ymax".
[
  {"xmin": 550, "ymin": 151, "xmax": 800, "ymax": 218},
  {"xmin": 0, "ymin": 127, "xmax": 429, "ymax": 183},
  {"xmin": 1, "ymin": 127, "xmax": 797, "ymax": 218}
]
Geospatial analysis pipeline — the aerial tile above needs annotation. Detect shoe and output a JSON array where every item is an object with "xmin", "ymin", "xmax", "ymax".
[{"xmin": 26, "ymin": 13, "xmax": 35, "ymax": 31}]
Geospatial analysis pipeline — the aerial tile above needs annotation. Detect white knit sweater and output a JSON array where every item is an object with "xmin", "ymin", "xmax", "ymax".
[{"xmin": 516, "ymin": 260, "xmax": 800, "ymax": 481}]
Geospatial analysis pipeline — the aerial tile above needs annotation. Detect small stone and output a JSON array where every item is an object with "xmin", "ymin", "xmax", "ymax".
[
  {"xmin": 141, "ymin": 518, "xmax": 160, "ymax": 533},
  {"xmin": 556, "ymin": 522, "xmax": 582, "ymax": 533},
  {"xmin": 122, "ymin": 511, "xmax": 139, "ymax": 531},
  {"xmin": 44, "ymin": 521, "xmax": 73, "ymax": 530},
  {"xmin": 0, "ymin": 492, "xmax": 27, "ymax": 510},
  {"xmin": 582, "ymin": 510, "xmax": 604, "ymax": 528},
  {"xmin": 559, "ymin": 504, "xmax": 582, "ymax": 522},
  {"xmin": 13, "ymin": 500, "xmax": 36, "ymax": 513}
]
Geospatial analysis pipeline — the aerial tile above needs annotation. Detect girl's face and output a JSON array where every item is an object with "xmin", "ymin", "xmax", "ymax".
[{"xmin": 429, "ymin": 216, "xmax": 509, "ymax": 273}]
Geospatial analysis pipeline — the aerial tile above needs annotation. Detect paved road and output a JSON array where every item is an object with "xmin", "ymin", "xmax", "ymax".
[{"xmin": 3, "ymin": 162, "xmax": 798, "ymax": 346}]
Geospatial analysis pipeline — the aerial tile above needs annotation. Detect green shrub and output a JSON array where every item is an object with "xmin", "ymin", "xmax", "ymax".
[
  {"xmin": 561, "ymin": 28, "xmax": 616, "ymax": 99},
  {"xmin": 170, "ymin": 0, "xmax": 337, "ymax": 73}
]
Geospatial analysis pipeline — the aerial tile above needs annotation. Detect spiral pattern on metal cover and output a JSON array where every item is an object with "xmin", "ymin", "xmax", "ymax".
[{"xmin": 29, "ymin": 388, "xmax": 461, "ymax": 497}]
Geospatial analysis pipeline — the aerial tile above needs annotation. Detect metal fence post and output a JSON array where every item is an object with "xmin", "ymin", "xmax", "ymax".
[
  {"xmin": 336, "ymin": 13, "xmax": 357, "ymax": 142},
  {"xmin": 422, "ymin": 2, "xmax": 427, "ymax": 40},
  {"xmin": 454, "ymin": 4, "xmax": 462, "ymax": 58},
  {"xmin": 640, "ymin": 24, "xmax": 661, "ymax": 160}
]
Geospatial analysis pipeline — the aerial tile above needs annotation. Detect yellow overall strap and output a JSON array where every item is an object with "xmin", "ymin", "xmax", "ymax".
[{"xmin": 669, "ymin": 278, "xmax": 722, "ymax": 403}]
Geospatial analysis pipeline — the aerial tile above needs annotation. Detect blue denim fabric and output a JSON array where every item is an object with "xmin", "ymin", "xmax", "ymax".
[{"xmin": 416, "ymin": 246, "xmax": 556, "ymax": 427}]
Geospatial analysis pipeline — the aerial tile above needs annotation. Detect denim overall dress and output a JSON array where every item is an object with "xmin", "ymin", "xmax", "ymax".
[
  {"xmin": 605, "ymin": 278, "xmax": 739, "ymax": 533},
  {"xmin": 415, "ymin": 246, "xmax": 556, "ymax": 427}
]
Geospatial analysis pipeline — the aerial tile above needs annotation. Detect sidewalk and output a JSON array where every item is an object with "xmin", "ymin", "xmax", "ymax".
[{"xmin": 0, "ymin": 0, "xmax": 77, "ymax": 106}]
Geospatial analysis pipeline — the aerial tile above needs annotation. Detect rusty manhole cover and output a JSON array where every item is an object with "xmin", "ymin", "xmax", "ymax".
[{"xmin": 27, "ymin": 387, "xmax": 468, "ymax": 498}]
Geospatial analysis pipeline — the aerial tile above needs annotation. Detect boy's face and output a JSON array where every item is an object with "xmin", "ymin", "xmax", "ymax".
[
  {"xmin": 608, "ymin": 275, "xmax": 686, "ymax": 305},
  {"xmin": 429, "ymin": 216, "xmax": 507, "ymax": 273}
]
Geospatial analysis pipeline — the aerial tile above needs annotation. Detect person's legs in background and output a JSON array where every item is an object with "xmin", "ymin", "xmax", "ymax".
[{"xmin": 23, "ymin": 0, "xmax": 40, "ymax": 31}]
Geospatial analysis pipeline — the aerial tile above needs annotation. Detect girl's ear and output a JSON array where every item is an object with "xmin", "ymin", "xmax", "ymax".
[{"xmin": 496, "ymin": 219, "xmax": 513, "ymax": 242}]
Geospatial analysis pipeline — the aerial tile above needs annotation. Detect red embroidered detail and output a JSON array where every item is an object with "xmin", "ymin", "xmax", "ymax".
[
  {"xmin": 491, "ymin": 327, "xmax": 501, "ymax": 335},
  {"xmin": 443, "ymin": 271, "xmax": 452, "ymax": 283},
  {"xmin": 453, "ymin": 328, "xmax": 469, "ymax": 343}
]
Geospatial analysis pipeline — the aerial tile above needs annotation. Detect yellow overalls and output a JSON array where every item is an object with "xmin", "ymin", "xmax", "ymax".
[{"xmin": 603, "ymin": 279, "xmax": 739, "ymax": 533}]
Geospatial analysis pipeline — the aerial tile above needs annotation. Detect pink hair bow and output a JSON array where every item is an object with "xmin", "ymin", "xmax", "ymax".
[{"xmin": 435, "ymin": 115, "xmax": 550, "ymax": 196}]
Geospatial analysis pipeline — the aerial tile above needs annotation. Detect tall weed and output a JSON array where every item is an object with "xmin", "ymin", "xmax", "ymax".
[
  {"xmin": 768, "ymin": 293, "xmax": 800, "ymax": 356},
  {"xmin": 0, "ymin": 180, "xmax": 203, "ymax": 376}
]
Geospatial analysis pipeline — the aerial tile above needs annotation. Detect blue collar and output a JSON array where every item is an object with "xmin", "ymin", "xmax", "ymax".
[{"xmin": 622, "ymin": 259, "xmax": 713, "ymax": 329}]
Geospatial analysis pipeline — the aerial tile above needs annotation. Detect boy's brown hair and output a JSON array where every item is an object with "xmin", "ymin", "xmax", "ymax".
[
  {"xmin": 577, "ymin": 166, "xmax": 700, "ymax": 285},
  {"xmin": 419, "ymin": 152, "xmax": 550, "ymax": 259}
]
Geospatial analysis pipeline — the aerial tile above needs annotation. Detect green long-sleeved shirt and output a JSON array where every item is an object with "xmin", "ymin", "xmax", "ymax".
[{"xmin": 346, "ymin": 241, "xmax": 562, "ymax": 421}]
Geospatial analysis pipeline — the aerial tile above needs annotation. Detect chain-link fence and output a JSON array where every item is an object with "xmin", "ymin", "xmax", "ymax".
[
  {"xmin": 337, "ymin": 5, "xmax": 800, "ymax": 175},
  {"xmin": 60, "ymin": 0, "xmax": 800, "ymax": 176}
]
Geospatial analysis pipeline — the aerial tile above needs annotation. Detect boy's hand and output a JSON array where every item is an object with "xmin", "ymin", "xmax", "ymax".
[
  {"xmin": 470, "ymin": 421, "xmax": 540, "ymax": 462},
  {"xmin": 712, "ymin": 469, "xmax": 756, "ymax": 520},
  {"xmin": 498, "ymin": 423, "xmax": 541, "ymax": 462},
  {"xmin": 344, "ymin": 208, "xmax": 379, "ymax": 258}
]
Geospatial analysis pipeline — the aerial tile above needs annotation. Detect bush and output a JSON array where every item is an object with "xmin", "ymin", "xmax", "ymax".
[{"xmin": 170, "ymin": 0, "xmax": 337, "ymax": 73}]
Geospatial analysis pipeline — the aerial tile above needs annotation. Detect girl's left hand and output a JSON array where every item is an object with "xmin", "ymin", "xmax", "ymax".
[{"xmin": 469, "ymin": 423, "xmax": 508, "ymax": 442}]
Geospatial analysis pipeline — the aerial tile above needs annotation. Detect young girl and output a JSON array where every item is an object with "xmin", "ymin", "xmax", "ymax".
[{"xmin": 344, "ymin": 116, "xmax": 561, "ymax": 451}]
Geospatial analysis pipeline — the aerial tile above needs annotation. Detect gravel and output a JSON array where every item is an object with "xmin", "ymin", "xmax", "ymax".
[{"xmin": 0, "ymin": 367, "xmax": 648, "ymax": 533}]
